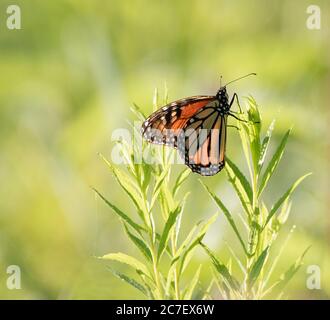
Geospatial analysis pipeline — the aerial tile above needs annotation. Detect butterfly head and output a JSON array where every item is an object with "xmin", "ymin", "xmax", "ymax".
[
  {"xmin": 216, "ymin": 86, "xmax": 230, "ymax": 110},
  {"xmin": 216, "ymin": 86, "xmax": 228, "ymax": 98},
  {"xmin": 216, "ymin": 73, "xmax": 256, "ymax": 111}
]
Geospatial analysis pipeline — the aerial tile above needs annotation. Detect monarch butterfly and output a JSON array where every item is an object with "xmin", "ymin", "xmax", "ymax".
[{"xmin": 141, "ymin": 73, "xmax": 256, "ymax": 176}]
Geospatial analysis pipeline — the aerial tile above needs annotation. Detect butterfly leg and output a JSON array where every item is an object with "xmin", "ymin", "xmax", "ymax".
[
  {"xmin": 228, "ymin": 112, "xmax": 248, "ymax": 123},
  {"xmin": 227, "ymin": 125, "xmax": 240, "ymax": 131},
  {"xmin": 229, "ymin": 94, "xmax": 260, "ymax": 124},
  {"xmin": 229, "ymin": 113, "xmax": 260, "ymax": 125},
  {"xmin": 229, "ymin": 93, "xmax": 243, "ymax": 113}
]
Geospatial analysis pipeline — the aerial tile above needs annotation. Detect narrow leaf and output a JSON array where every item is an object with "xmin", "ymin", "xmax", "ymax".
[
  {"xmin": 202, "ymin": 278, "xmax": 215, "ymax": 300},
  {"xmin": 131, "ymin": 103, "xmax": 146, "ymax": 120},
  {"xmin": 262, "ymin": 225, "xmax": 296, "ymax": 293},
  {"xmin": 248, "ymin": 246, "xmax": 269, "ymax": 289},
  {"xmin": 200, "ymin": 242, "xmax": 240, "ymax": 292},
  {"xmin": 258, "ymin": 120, "xmax": 275, "ymax": 172},
  {"xmin": 165, "ymin": 260, "xmax": 178, "ymax": 298},
  {"xmin": 178, "ymin": 213, "xmax": 218, "ymax": 273},
  {"xmin": 201, "ymin": 181, "xmax": 249, "ymax": 256},
  {"xmin": 153, "ymin": 87, "xmax": 159, "ymax": 111},
  {"xmin": 99, "ymin": 154, "xmax": 148, "ymax": 223},
  {"xmin": 246, "ymin": 97, "xmax": 262, "ymax": 173},
  {"xmin": 123, "ymin": 224, "xmax": 152, "ymax": 262},
  {"xmin": 173, "ymin": 168, "xmax": 191, "ymax": 196},
  {"xmin": 225, "ymin": 242, "xmax": 247, "ymax": 276},
  {"xmin": 174, "ymin": 193, "xmax": 190, "ymax": 246},
  {"xmin": 277, "ymin": 201, "xmax": 292, "ymax": 225},
  {"xmin": 107, "ymin": 267, "xmax": 148, "ymax": 296},
  {"xmin": 238, "ymin": 120, "xmax": 254, "ymax": 179},
  {"xmin": 264, "ymin": 173, "xmax": 311, "ymax": 228},
  {"xmin": 272, "ymin": 246, "xmax": 310, "ymax": 293},
  {"xmin": 157, "ymin": 205, "xmax": 181, "ymax": 262},
  {"xmin": 175, "ymin": 220, "xmax": 203, "ymax": 258},
  {"xmin": 150, "ymin": 168, "xmax": 169, "ymax": 210},
  {"xmin": 184, "ymin": 265, "xmax": 202, "ymax": 300},
  {"xmin": 101, "ymin": 252, "xmax": 151, "ymax": 278},
  {"xmin": 258, "ymin": 129, "xmax": 291, "ymax": 196},
  {"xmin": 226, "ymin": 158, "xmax": 253, "ymax": 215},
  {"xmin": 141, "ymin": 162, "xmax": 152, "ymax": 191},
  {"xmin": 93, "ymin": 188, "xmax": 146, "ymax": 234}
]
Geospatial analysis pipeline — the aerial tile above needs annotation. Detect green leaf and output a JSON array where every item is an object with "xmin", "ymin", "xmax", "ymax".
[
  {"xmin": 157, "ymin": 205, "xmax": 182, "ymax": 262},
  {"xmin": 174, "ymin": 193, "xmax": 190, "ymax": 246},
  {"xmin": 202, "ymin": 278, "xmax": 215, "ymax": 300},
  {"xmin": 247, "ymin": 96, "xmax": 262, "ymax": 126},
  {"xmin": 175, "ymin": 220, "xmax": 203, "ymax": 258},
  {"xmin": 272, "ymin": 246, "xmax": 310, "ymax": 293},
  {"xmin": 107, "ymin": 267, "xmax": 148, "ymax": 297},
  {"xmin": 184, "ymin": 265, "xmax": 201, "ymax": 300},
  {"xmin": 238, "ymin": 119, "xmax": 254, "ymax": 178},
  {"xmin": 261, "ymin": 225, "xmax": 296, "ymax": 293},
  {"xmin": 225, "ymin": 242, "xmax": 247, "ymax": 276},
  {"xmin": 165, "ymin": 260, "xmax": 179, "ymax": 298},
  {"xmin": 153, "ymin": 87, "xmax": 159, "ymax": 111},
  {"xmin": 246, "ymin": 97, "xmax": 262, "ymax": 173},
  {"xmin": 123, "ymin": 224, "xmax": 152, "ymax": 262},
  {"xmin": 258, "ymin": 129, "xmax": 291, "ymax": 196},
  {"xmin": 226, "ymin": 158, "xmax": 253, "ymax": 215},
  {"xmin": 159, "ymin": 180, "xmax": 176, "ymax": 219},
  {"xmin": 93, "ymin": 188, "xmax": 146, "ymax": 234},
  {"xmin": 141, "ymin": 162, "xmax": 152, "ymax": 191},
  {"xmin": 258, "ymin": 120, "xmax": 275, "ymax": 172},
  {"xmin": 101, "ymin": 252, "xmax": 151, "ymax": 278},
  {"xmin": 99, "ymin": 154, "xmax": 149, "ymax": 224},
  {"xmin": 150, "ymin": 168, "xmax": 169, "ymax": 210},
  {"xmin": 200, "ymin": 242, "xmax": 240, "ymax": 292},
  {"xmin": 131, "ymin": 102, "xmax": 147, "ymax": 120},
  {"xmin": 201, "ymin": 181, "xmax": 249, "ymax": 256},
  {"xmin": 247, "ymin": 246, "xmax": 269, "ymax": 289},
  {"xmin": 263, "ymin": 173, "xmax": 311, "ymax": 228},
  {"xmin": 211, "ymin": 268, "xmax": 229, "ymax": 299},
  {"xmin": 277, "ymin": 201, "xmax": 292, "ymax": 225},
  {"xmin": 178, "ymin": 213, "xmax": 218, "ymax": 273},
  {"xmin": 173, "ymin": 168, "xmax": 191, "ymax": 196}
]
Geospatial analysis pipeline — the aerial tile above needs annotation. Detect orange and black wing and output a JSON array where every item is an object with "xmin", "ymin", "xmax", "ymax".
[
  {"xmin": 141, "ymin": 96, "xmax": 215, "ymax": 148},
  {"xmin": 179, "ymin": 104, "xmax": 227, "ymax": 176}
]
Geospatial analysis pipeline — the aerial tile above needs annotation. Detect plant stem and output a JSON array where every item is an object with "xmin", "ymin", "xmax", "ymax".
[
  {"xmin": 171, "ymin": 230, "xmax": 180, "ymax": 299},
  {"xmin": 151, "ymin": 246, "xmax": 164, "ymax": 299},
  {"xmin": 143, "ymin": 180, "xmax": 164, "ymax": 300},
  {"xmin": 245, "ymin": 158, "xmax": 261, "ymax": 298}
]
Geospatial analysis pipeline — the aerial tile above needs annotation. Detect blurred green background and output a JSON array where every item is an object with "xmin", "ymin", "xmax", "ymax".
[{"xmin": 0, "ymin": 0, "xmax": 329, "ymax": 299}]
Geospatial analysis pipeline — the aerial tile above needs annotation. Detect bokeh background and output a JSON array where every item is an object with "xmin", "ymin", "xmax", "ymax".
[{"xmin": 0, "ymin": 0, "xmax": 329, "ymax": 299}]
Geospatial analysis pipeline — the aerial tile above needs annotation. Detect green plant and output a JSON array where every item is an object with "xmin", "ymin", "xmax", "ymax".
[
  {"xmin": 94, "ymin": 91, "xmax": 309, "ymax": 300},
  {"xmin": 200, "ymin": 97, "xmax": 311, "ymax": 299},
  {"xmin": 94, "ymin": 90, "xmax": 216, "ymax": 300}
]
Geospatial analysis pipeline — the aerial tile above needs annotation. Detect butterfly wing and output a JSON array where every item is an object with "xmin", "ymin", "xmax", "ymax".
[
  {"xmin": 141, "ymin": 96, "xmax": 215, "ymax": 147},
  {"xmin": 179, "ymin": 104, "xmax": 227, "ymax": 176}
]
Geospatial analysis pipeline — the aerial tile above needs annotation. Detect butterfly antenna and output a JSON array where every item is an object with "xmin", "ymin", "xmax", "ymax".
[
  {"xmin": 224, "ymin": 73, "xmax": 257, "ymax": 87},
  {"xmin": 219, "ymin": 75, "xmax": 223, "ymax": 87}
]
